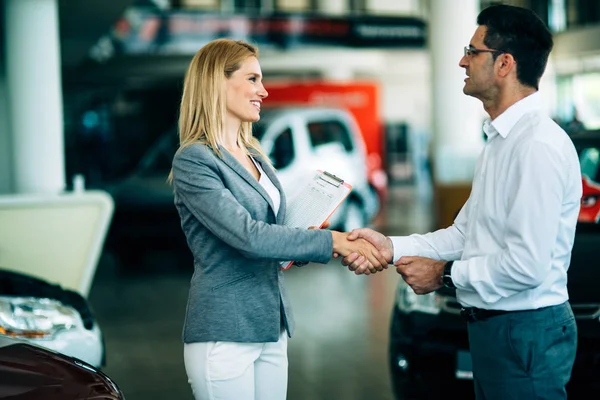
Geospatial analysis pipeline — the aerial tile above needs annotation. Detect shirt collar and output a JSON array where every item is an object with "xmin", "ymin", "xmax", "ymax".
[{"xmin": 483, "ymin": 91, "xmax": 542, "ymax": 140}]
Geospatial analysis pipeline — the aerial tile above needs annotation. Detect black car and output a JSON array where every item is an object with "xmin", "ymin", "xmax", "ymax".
[{"xmin": 389, "ymin": 131, "xmax": 600, "ymax": 400}]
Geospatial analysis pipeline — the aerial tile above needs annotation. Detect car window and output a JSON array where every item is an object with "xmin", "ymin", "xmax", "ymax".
[
  {"xmin": 579, "ymin": 147, "xmax": 600, "ymax": 182},
  {"xmin": 270, "ymin": 128, "xmax": 295, "ymax": 170},
  {"xmin": 307, "ymin": 121, "xmax": 354, "ymax": 152}
]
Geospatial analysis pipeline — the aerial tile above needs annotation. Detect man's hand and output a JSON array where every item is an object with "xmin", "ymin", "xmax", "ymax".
[
  {"xmin": 395, "ymin": 256, "xmax": 445, "ymax": 294},
  {"xmin": 331, "ymin": 231, "xmax": 388, "ymax": 275},
  {"xmin": 341, "ymin": 228, "xmax": 393, "ymax": 274}
]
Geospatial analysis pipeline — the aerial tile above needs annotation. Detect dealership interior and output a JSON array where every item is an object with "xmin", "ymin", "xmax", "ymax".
[{"xmin": 1, "ymin": 0, "xmax": 600, "ymax": 399}]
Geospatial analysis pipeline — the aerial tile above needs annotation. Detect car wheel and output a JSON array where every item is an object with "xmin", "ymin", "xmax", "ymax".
[{"xmin": 342, "ymin": 201, "xmax": 365, "ymax": 232}]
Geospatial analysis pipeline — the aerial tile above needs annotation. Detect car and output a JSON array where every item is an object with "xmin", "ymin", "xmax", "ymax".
[
  {"xmin": 0, "ymin": 268, "xmax": 105, "ymax": 369},
  {"xmin": 388, "ymin": 130, "xmax": 600, "ymax": 400},
  {"xmin": 580, "ymin": 174, "xmax": 600, "ymax": 223},
  {"xmin": 0, "ymin": 334, "xmax": 125, "ymax": 399},
  {"xmin": 253, "ymin": 106, "xmax": 380, "ymax": 230},
  {"xmin": 106, "ymin": 106, "xmax": 383, "ymax": 267},
  {"xmin": 0, "ymin": 190, "xmax": 114, "ymax": 370},
  {"xmin": 576, "ymin": 131, "xmax": 600, "ymax": 223}
]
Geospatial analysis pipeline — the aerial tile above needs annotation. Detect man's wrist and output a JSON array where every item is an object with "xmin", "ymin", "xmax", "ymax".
[
  {"xmin": 385, "ymin": 236, "xmax": 394, "ymax": 263},
  {"xmin": 442, "ymin": 260, "xmax": 456, "ymax": 289}
]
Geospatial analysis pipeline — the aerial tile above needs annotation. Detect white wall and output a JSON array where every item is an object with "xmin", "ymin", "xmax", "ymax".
[
  {"xmin": 364, "ymin": 50, "xmax": 431, "ymax": 131},
  {"xmin": 367, "ymin": 0, "xmax": 422, "ymax": 15},
  {"xmin": 319, "ymin": 0, "xmax": 345, "ymax": 15}
]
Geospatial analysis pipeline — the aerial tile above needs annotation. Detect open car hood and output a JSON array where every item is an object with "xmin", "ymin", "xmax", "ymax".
[{"xmin": 0, "ymin": 191, "xmax": 113, "ymax": 297}]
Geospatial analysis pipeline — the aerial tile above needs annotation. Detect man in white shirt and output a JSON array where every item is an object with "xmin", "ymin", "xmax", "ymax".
[{"xmin": 343, "ymin": 4, "xmax": 580, "ymax": 400}]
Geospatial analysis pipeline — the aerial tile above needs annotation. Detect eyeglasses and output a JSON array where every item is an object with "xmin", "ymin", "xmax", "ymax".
[{"xmin": 464, "ymin": 45, "xmax": 504, "ymax": 57}]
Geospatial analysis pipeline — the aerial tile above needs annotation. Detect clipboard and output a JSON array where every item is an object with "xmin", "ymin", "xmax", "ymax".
[{"xmin": 280, "ymin": 170, "xmax": 352, "ymax": 270}]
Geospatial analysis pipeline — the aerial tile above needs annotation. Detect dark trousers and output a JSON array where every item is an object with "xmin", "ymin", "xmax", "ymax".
[{"xmin": 467, "ymin": 301, "xmax": 577, "ymax": 400}]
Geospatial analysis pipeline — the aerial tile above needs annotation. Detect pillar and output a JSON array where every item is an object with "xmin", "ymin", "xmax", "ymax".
[
  {"xmin": 5, "ymin": 0, "xmax": 65, "ymax": 194},
  {"xmin": 429, "ymin": 0, "xmax": 483, "ymax": 227}
]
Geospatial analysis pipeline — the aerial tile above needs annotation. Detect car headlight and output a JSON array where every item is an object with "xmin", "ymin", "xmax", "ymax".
[
  {"xmin": 582, "ymin": 195, "xmax": 598, "ymax": 207},
  {"xmin": 395, "ymin": 280, "xmax": 442, "ymax": 315},
  {"xmin": 0, "ymin": 296, "xmax": 83, "ymax": 340}
]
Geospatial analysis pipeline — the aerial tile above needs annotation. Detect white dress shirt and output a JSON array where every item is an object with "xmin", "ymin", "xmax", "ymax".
[{"xmin": 391, "ymin": 92, "xmax": 582, "ymax": 311}]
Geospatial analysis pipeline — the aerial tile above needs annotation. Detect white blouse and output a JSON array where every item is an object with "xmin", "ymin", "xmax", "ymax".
[{"xmin": 251, "ymin": 157, "xmax": 281, "ymax": 217}]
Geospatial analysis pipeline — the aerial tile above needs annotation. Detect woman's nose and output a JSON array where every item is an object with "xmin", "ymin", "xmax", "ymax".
[{"xmin": 259, "ymin": 85, "xmax": 268, "ymax": 99}]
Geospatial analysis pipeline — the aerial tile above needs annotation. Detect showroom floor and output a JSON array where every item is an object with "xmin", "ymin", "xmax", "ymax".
[{"xmin": 89, "ymin": 185, "xmax": 434, "ymax": 400}]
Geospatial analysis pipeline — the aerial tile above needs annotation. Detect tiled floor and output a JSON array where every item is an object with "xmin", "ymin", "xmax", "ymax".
[{"xmin": 89, "ymin": 185, "xmax": 434, "ymax": 400}]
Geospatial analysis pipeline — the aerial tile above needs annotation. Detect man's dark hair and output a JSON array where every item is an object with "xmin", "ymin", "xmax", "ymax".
[{"xmin": 477, "ymin": 4, "xmax": 553, "ymax": 90}]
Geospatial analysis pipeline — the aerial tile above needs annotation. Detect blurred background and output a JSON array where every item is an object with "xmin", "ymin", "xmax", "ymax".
[{"xmin": 0, "ymin": 0, "xmax": 599, "ymax": 399}]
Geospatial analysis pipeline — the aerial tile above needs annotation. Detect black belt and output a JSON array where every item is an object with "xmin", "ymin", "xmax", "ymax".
[{"xmin": 460, "ymin": 307, "xmax": 511, "ymax": 322}]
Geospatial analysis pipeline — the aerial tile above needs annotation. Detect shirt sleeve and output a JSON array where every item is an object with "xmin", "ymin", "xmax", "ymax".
[
  {"xmin": 390, "ymin": 197, "xmax": 469, "ymax": 262},
  {"xmin": 452, "ymin": 141, "xmax": 566, "ymax": 304}
]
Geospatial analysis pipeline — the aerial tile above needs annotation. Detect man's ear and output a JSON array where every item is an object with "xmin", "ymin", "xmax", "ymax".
[{"xmin": 496, "ymin": 53, "xmax": 516, "ymax": 78}]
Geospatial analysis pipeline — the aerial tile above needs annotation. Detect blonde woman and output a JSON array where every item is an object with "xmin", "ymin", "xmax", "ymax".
[{"xmin": 170, "ymin": 39, "xmax": 388, "ymax": 400}]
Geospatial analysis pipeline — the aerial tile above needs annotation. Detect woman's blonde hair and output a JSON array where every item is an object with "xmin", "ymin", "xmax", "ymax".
[{"xmin": 169, "ymin": 38, "xmax": 270, "ymax": 182}]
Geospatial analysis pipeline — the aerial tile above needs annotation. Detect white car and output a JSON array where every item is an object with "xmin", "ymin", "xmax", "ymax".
[{"xmin": 253, "ymin": 106, "xmax": 380, "ymax": 231}]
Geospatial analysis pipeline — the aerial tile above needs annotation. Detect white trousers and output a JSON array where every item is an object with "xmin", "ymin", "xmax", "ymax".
[{"xmin": 183, "ymin": 331, "xmax": 288, "ymax": 400}]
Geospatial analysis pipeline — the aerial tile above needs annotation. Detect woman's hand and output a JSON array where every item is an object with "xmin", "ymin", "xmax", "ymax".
[
  {"xmin": 330, "ymin": 231, "xmax": 389, "ymax": 275},
  {"xmin": 308, "ymin": 220, "xmax": 331, "ymax": 230}
]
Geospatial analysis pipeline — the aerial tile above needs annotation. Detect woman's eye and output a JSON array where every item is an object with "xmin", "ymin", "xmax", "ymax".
[{"xmin": 249, "ymin": 77, "xmax": 256, "ymax": 82}]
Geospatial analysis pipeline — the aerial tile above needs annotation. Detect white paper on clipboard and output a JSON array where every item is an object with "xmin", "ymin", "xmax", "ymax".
[{"xmin": 280, "ymin": 170, "xmax": 352, "ymax": 270}]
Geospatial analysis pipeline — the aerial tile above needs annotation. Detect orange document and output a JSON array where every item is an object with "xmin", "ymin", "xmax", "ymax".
[{"xmin": 280, "ymin": 170, "xmax": 352, "ymax": 270}]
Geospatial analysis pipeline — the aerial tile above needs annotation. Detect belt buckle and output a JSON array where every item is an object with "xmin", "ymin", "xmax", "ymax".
[{"xmin": 460, "ymin": 307, "xmax": 477, "ymax": 322}]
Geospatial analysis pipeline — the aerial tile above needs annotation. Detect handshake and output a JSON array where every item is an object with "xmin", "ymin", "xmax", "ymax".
[
  {"xmin": 331, "ymin": 228, "xmax": 446, "ymax": 295},
  {"xmin": 331, "ymin": 228, "xmax": 392, "ymax": 275}
]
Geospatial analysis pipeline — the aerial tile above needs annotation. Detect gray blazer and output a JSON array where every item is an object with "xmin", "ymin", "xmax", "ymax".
[{"xmin": 171, "ymin": 143, "xmax": 333, "ymax": 343}]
